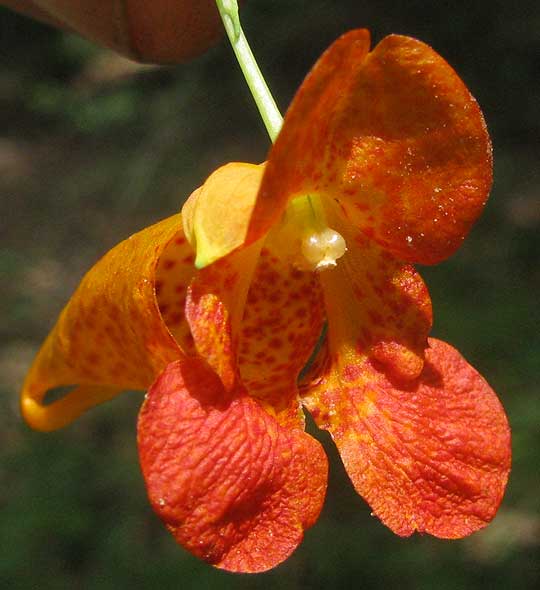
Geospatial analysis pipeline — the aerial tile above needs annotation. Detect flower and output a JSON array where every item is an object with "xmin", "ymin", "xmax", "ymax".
[
  {"xmin": 21, "ymin": 30, "xmax": 511, "ymax": 573},
  {"xmin": 5, "ymin": 1, "xmax": 228, "ymax": 63}
]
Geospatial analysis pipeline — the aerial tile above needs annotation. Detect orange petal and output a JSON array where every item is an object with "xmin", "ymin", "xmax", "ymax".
[
  {"xmin": 182, "ymin": 163, "xmax": 323, "ymax": 426},
  {"xmin": 21, "ymin": 215, "xmax": 189, "ymax": 431},
  {"xmin": 237, "ymin": 242, "xmax": 325, "ymax": 427},
  {"xmin": 303, "ymin": 338, "xmax": 511, "ymax": 538},
  {"xmin": 317, "ymin": 204, "xmax": 433, "ymax": 383},
  {"xmin": 154, "ymin": 231, "xmax": 197, "ymax": 355},
  {"xmin": 247, "ymin": 29, "xmax": 370, "ymax": 245},
  {"xmin": 24, "ymin": 1, "xmax": 225, "ymax": 63},
  {"xmin": 138, "ymin": 359, "xmax": 328, "ymax": 573},
  {"xmin": 250, "ymin": 30, "xmax": 492, "ymax": 264},
  {"xmin": 185, "ymin": 242, "xmax": 262, "ymax": 392},
  {"xmin": 182, "ymin": 162, "xmax": 270, "ymax": 395},
  {"xmin": 186, "ymin": 222, "xmax": 326, "ymax": 427},
  {"xmin": 182, "ymin": 162, "xmax": 264, "ymax": 268}
]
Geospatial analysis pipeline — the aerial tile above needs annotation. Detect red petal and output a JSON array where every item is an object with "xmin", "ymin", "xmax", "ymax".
[
  {"xmin": 250, "ymin": 30, "xmax": 492, "ymax": 263},
  {"xmin": 303, "ymin": 338, "xmax": 511, "ymax": 537},
  {"xmin": 138, "ymin": 360, "xmax": 328, "ymax": 573}
]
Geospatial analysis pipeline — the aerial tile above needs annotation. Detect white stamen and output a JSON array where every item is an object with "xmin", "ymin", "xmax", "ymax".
[{"xmin": 301, "ymin": 228, "xmax": 347, "ymax": 270}]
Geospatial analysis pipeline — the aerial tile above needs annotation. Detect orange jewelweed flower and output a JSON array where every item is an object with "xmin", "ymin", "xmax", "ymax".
[{"xmin": 21, "ymin": 30, "xmax": 511, "ymax": 573}]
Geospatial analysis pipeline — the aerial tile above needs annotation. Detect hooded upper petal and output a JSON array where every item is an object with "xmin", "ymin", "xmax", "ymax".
[
  {"xmin": 249, "ymin": 29, "xmax": 492, "ymax": 264},
  {"xmin": 21, "ymin": 214, "xmax": 195, "ymax": 431}
]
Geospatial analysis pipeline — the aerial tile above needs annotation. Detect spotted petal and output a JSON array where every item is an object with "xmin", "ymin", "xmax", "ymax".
[
  {"xmin": 185, "ymin": 243, "xmax": 262, "ymax": 392},
  {"xmin": 21, "ymin": 214, "xmax": 195, "ymax": 431},
  {"xmin": 184, "ymin": 172, "xmax": 326, "ymax": 427},
  {"xmin": 237, "ymin": 243, "xmax": 325, "ymax": 427},
  {"xmin": 317, "ymin": 203, "xmax": 433, "ymax": 383},
  {"xmin": 250, "ymin": 29, "xmax": 492, "ymax": 264},
  {"xmin": 303, "ymin": 338, "xmax": 511, "ymax": 537},
  {"xmin": 138, "ymin": 358, "xmax": 328, "ymax": 573}
]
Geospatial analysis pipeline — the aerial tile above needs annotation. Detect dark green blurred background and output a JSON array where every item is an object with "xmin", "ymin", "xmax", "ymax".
[{"xmin": 1, "ymin": 1, "xmax": 539, "ymax": 588}]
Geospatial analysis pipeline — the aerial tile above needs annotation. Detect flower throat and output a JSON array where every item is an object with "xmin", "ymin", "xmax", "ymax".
[{"xmin": 271, "ymin": 195, "xmax": 347, "ymax": 271}]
